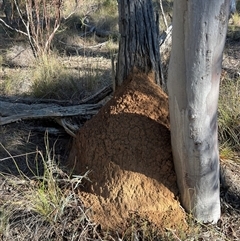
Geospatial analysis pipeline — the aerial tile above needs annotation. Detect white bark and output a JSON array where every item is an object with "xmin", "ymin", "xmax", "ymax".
[{"xmin": 167, "ymin": 0, "xmax": 230, "ymax": 223}]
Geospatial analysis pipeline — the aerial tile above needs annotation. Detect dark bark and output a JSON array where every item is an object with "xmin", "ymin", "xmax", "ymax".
[{"xmin": 116, "ymin": 0, "xmax": 161, "ymax": 87}]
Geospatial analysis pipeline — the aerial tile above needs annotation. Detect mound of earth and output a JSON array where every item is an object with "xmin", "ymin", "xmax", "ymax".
[{"xmin": 68, "ymin": 72, "xmax": 187, "ymax": 233}]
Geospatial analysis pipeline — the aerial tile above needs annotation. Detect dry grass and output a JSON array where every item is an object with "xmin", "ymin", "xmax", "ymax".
[
  {"xmin": 0, "ymin": 0, "xmax": 118, "ymax": 100},
  {"xmin": 232, "ymin": 12, "xmax": 240, "ymax": 26},
  {"xmin": 30, "ymin": 53, "xmax": 112, "ymax": 100},
  {"xmin": 1, "ymin": 134, "xmax": 180, "ymax": 240},
  {"xmin": 0, "ymin": 138, "xmax": 239, "ymax": 241},
  {"xmin": 0, "ymin": 0, "xmax": 240, "ymax": 240},
  {"xmin": 0, "ymin": 135, "xmax": 102, "ymax": 241},
  {"xmin": 218, "ymin": 76, "xmax": 240, "ymax": 153},
  {"xmin": 30, "ymin": 54, "xmax": 79, "ymax": 99},
  {"xmin": 1, "ymin": 46, "xmax": 112, "ymax": 100}
]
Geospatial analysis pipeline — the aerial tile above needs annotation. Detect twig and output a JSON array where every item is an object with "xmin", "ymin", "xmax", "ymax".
[
  {"xmin": 63, "ymin": 0, "xmax": 80, "ymax": 20},
  {"xmin": 0, "ymin": 18, "xmax": 28, "ymax": 36},
  {"xmin": 55, "ymin": 118, "xmax": 77, "ymax": 138},
  {"xmin": 0, "ymin": 151, "xmax": 38, "ymax": 162},
  {"xmin": 165, "ymin": 228, "xmax": 182, "ymax": 241},
  {"xmin": 159, "ymin": 0, "xmax": 168, "ymax": 30}
]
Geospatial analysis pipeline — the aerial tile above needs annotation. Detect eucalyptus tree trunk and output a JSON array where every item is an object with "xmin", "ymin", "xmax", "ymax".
[
  {"xmin": 167, "ymin": 0, "xmax": 230, "ymax": 223},
  {"xmin": 116, "ymin": 0, "xmax": 161, "ymax": 87}
]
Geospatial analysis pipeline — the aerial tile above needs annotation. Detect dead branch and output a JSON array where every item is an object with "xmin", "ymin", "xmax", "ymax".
[
  {"xmin": 159, "ymin": 0, "xmax": 168, "ymax": 30},
  {"xmin": 0, "ymin": 18, "xmax": 28, "ymax": 36}
]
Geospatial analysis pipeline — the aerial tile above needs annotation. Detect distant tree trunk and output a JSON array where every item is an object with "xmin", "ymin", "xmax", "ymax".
[
  {"xmin": 116, "ymin": 0, "xmax": 161, "ymax": 87},
  {"xmin": 167, "ymin": 0, "xmax": 230, "ymax": 223}
]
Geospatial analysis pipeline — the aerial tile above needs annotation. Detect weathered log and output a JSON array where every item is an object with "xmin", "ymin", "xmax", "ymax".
[
  {"xmin": 0, "ymin": 103, "xmax": 102, "ymax": 126},
  {"xmin": 0, "ymin": 85, "xmax": 113, "ymax": 136},
  {"xmin": 221, "ymin": 159, "xmax": 240, "ymax": 209}
]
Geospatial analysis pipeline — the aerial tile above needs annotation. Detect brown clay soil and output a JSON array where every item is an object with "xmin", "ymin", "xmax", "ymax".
[{"xmin": 69, "ymin": 71, "xmax": 187, "ymax": 234}]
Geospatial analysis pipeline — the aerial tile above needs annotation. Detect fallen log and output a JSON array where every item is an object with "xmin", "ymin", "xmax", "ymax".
[
  {"xmin": 0, "ymin": 85, "xmax": 113, "ymax": 137},
  {"xmin": 0, "ymin": 103, "xmax": 102, "ymax": 125}
]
